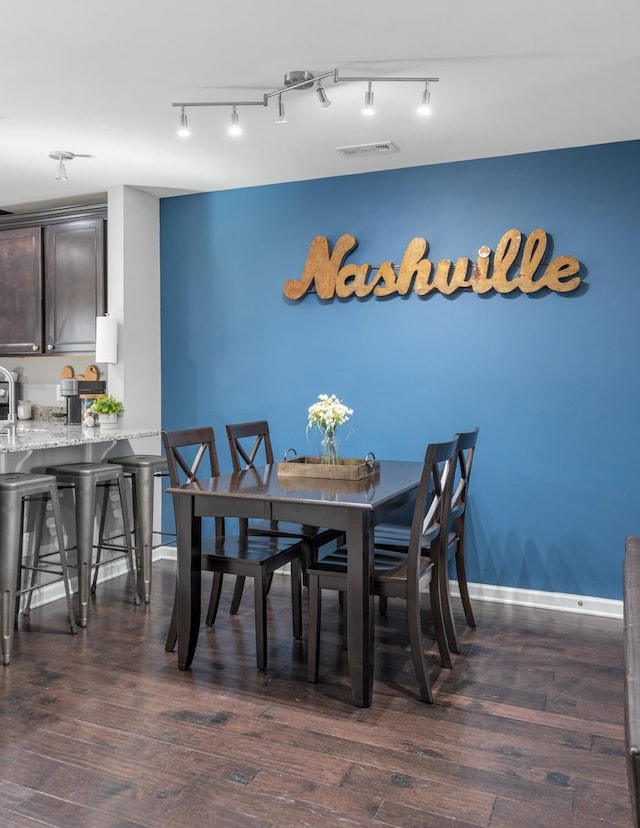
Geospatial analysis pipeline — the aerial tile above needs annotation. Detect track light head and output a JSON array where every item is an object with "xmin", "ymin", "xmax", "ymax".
[
  {"xmin": 316, "ymin": 83, "xmax": 331, "ymax": 109},
  {"xmin": 228, "ymin": 106, "xmax": 242, "ymax": 136},
  {"xmin": 48, "ymin": 150, "xmax": 74, "ymax": 181},
  {"xmin": 417, "ymin": 82, "xmax": 432, "ymax": 116},
  {"xmin": 275, "ymin": 94, "xmax": 287, "ymax": 124},
  {"xmin": 177, "ymin": 106, "xmax": 191, "ymax": 137},
  {"xmin": 362, "ymin": 81, "xmax": 375, "ymax": 116}
]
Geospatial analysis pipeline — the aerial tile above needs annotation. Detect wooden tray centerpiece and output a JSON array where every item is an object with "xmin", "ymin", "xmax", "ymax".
[
  {"xmin": 277, "ymin": 454, "xmax": 379, "ymax": 481},
  {"xmin": 287, "ymin": 393, "xmax": 377, "ymax": 480}
]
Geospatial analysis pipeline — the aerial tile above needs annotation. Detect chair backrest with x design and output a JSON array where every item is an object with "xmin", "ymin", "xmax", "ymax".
[
  {"xmin": 450, "ymin": 427, "xmax": 480, "ymax": 523},
  {"xmin": 161, "ymin": 426, "xmax": 224, "ymax": 535},
  {"xmin": 409, "ymin": 438, "xmax": 459, "ymax": 582},
  {"xmin": 226, "ymin": 420, "xmax": 274, "ymax": 472}
]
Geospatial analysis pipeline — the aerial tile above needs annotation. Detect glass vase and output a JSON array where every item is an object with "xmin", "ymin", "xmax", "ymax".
[{"xmin": 320, "ymin": 432, "xmax": 340, "ymax": 465}]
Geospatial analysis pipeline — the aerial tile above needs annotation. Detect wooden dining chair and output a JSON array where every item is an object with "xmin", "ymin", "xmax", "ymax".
[
  {"xmin": 225, "ymin": 420, "xmax": 344, "ymax": 610},
  {"xmin": 374, "ymin": 428, "xmax": 480, "ymax": 660},
  {"xmin": 307, "ymin": 438, "xmax": 458, "ymax": 703},
  {"xmin": 161, "ymin": 425, "xmax": 304, "ymax": 671}
]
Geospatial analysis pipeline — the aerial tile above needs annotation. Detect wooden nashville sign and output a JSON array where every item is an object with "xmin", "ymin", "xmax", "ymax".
[{"xmin": 283, "ymin": 229, "xmax": 581, "ymax": 299}]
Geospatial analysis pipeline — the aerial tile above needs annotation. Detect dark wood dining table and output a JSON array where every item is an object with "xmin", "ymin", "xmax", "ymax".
[{"xmin": 168, "ymin": 459, "xmax": 424, "ymax": 707}]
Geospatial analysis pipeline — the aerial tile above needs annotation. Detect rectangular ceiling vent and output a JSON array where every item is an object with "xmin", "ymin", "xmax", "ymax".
[{"xmin": 336, "ymin": 141, "xmax": 400, "ymax": 158}]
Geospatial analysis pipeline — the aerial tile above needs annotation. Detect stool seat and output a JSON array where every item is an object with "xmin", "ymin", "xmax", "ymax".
[
  {"xmin": 48, "ymin": 462, "xmax": 126, "ymax": 482},
  {"xmin": 46, "ymin": 461, "xmax": 139, "ymax": 627},
  {"xmin": 0, "ymin": 472, "xmax": 77, "ymax": 665},
  {"xmin": 107, "ymin": 454, "xmax": 168, "ymax": 603},
  {"xmin": 0, "ymin": 472, "xmax": 61, "ymax": 495},
  {"xmin": 108, "ymin": 454, "xmax": 168, "ymax": 472}
]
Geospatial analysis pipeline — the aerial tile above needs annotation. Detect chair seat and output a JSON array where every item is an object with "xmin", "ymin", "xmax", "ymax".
[
  {"xmin": 248, "ymin": 519, "xmax": 342, "ymax": 544},
  {"xmin": 201, "ymin": 534, "xmax": 303, "ymax": 568},
  {"xmin": 374, "ymin": 522, "xmax": 411, "ymax": 548},
  {"xmin": 309, "ymin": 546, "xmax": 433, "ymax": 585},
  {"xmin": 375, "ymin": 522, "xmax": 454, "ymax": 553}
]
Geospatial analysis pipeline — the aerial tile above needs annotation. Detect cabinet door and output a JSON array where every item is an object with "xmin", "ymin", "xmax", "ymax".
[
  {"xmin": 44, "ymin": 219, "xmax": 106, "ymax": 354},
  {"xmin": 0, "ymin": 226, "xmax": 43, "ymax": 354}
]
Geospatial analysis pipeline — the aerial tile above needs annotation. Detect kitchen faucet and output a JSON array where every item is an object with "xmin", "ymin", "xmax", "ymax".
[{"xmin": 0, "ymin": 366, "xmax": 16, "ymax": 434}]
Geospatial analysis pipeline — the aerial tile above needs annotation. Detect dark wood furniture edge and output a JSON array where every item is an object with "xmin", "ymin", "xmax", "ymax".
[{"xmin": 624, "ymin": 535, "xmax": 640, "ymax": 828}]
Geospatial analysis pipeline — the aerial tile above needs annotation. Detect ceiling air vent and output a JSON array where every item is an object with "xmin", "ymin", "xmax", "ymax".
[{"xmin": 336, "ymin": 141, "xmax": 400, "ymax": 158}]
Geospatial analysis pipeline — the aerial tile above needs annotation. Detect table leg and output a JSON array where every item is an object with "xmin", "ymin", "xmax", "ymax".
[
  {"xmin": 176, "ymin": 494, "xmax": 202, "ymax": 670},
  {"xmin": 346, "ymin": 511, "xmax": 374, "ymax": 708}
]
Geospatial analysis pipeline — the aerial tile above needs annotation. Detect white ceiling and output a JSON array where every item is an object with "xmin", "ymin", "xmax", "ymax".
[{"xmin": 2, "ymin": 0, "xmax": 639, "ymax": 214}]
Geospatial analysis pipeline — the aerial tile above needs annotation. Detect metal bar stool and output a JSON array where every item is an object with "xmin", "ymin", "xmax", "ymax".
[
  {"xmin": 106, "ymin": 454, "xmax": 169, "ymax": 603},
  {"xmin": 0, "ymin": 472, "xmax": 77, "ymax": 665},
  {"xmin": 45, "ymin": 462, "xmax": 140, "ymax": 627}
]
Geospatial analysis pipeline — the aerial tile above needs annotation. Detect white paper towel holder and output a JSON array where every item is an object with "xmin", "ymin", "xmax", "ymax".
[{"xmin": 95, "ymin": 314, "xmax": 118, "ymax": 364}]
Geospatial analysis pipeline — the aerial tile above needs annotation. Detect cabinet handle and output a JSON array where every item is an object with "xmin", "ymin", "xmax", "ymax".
[
  {"xmin": 32, "ymin": 345, "xmax": 38, "ymax": 351},
  {"xmin": 47, "ymin": 344, "xmax": 55, "ymax": 351}
]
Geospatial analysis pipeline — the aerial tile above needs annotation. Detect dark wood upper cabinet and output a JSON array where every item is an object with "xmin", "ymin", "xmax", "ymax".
[
  {"xmin": 0, "ymin": 204, "xmax": 106, "ymax": 355},
  {"xmin": 44, "ymin": 219, "xmax": 105, "ymax": 354},
  {"xmin": 0, "ymin": 226, "xmax": 43, "ymax": 354}
]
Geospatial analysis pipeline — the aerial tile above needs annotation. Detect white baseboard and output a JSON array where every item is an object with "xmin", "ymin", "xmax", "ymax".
[
  {"xmin": 24, "ymin": 544, "xmax": 623, "ymax": 621},
  {"xmin": 448, "ymin": 580, "xmax": 622, "ymax": 620}
]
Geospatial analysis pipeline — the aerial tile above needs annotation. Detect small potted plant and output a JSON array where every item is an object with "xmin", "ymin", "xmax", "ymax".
[{"xmin": 90, "ymin": 394, "xmax": 124, "ymax": 429}]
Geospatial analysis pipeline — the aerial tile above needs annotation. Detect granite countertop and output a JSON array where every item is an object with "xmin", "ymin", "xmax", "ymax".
[{"xmin": 0, "ymin": 422, "xmax": 159, "ymax": 453}]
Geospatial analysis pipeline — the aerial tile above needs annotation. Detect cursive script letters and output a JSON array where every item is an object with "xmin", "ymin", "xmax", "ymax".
[{"xmin": 282, "ymin": 229, "xmax": 581, "ymax": 300}]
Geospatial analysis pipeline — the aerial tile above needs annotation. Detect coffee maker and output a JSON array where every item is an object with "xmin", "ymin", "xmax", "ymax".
[{"xmin": 60, "ymin": 378, "xmax": 107, "ymax": 425}]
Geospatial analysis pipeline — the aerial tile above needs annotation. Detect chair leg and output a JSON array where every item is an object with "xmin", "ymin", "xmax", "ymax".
[
  {"xmin": 430, "ymin": 567, "xmax": 452, "ymax": 669},
  {"xmin": 204, "ymin": 573, "xmax": 223, "ymax": 626},
  {"xmin": 229, "ymin": 575, "xmax": 246, "ymax": 614},
  {"xmin": 455, "ymin": 528, "xmax": 476, "ymax": 628},
  {"xmin": 307, "ymin": 572, "xmax": 321, "ymax": 683},
  {"xmin": 254, "ymin": 572, "xmax": 268, "ymax": 671},
  {"xmin": 406, "ymin": 583, "xmax": 434, "ymax": 704},
  {"xmin": 166, "ymin": 571, "xmax": 223, "ymax": 651},
  {"xmin": 440, "ymin": 542, "xmax": 461, "ymax": 655},
  {"xmin": 165, "ymin": 583, "xmax": 178, "ymax": 652},
  {"xmin": 290, "ymin": 557, "xmax": 302, "ymax": 640}
]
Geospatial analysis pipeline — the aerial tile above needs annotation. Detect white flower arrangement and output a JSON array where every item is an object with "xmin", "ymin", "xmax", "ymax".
[
  {"xmin": 306, "ymin": 394, "xmax": 354, "ymax": 464},
  {"xmin": 307, "ymin": 393, "xmax": 353, "ymax": 438}
]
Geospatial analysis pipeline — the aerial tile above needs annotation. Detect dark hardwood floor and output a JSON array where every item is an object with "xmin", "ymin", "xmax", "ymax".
[{"xmin": 0, "ymin": 561, "xmax": 631, "ymax": 827}]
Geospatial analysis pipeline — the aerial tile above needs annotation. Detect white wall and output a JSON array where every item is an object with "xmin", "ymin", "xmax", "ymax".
[{"xmin": 106, "ymin": 185, "xmax": 161, "ymax": 443}]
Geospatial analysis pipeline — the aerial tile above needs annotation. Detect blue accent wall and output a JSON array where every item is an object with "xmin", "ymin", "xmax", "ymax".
[{"xmin": 160, "ymin": 140, "xmax": 640, "ymax": 601}]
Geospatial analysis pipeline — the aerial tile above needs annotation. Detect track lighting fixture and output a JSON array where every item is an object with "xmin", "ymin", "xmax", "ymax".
[
  {"xmin": 417, "ymin": 81, "xmax": 432, "ymax": 116},
  {"xmin": 275, "ymin": 95, "xmax": 287, "ymax": 124},
  {"xmin": 316, "ymin": 82, "xmax": 331, "ymax": 109},
  {"xmin": 177, "ymin": 106, "xmax": 191, "ymax": 137},
  {"xmin": 172, "ymin": 68, "xmax": 439, "ymax": 137},
  {"xmin": 228, "ymin": 106, "xmax": 242, "ymax": 136},
  {"xmin": 362, "ymin": 81, "xmax": 375, "ymax": 116}
]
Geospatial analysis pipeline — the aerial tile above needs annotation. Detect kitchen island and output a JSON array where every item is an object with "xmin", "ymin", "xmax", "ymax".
[{"xmin": 0, "ymin": 422, "xmax": 159, "ymax": 471}]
